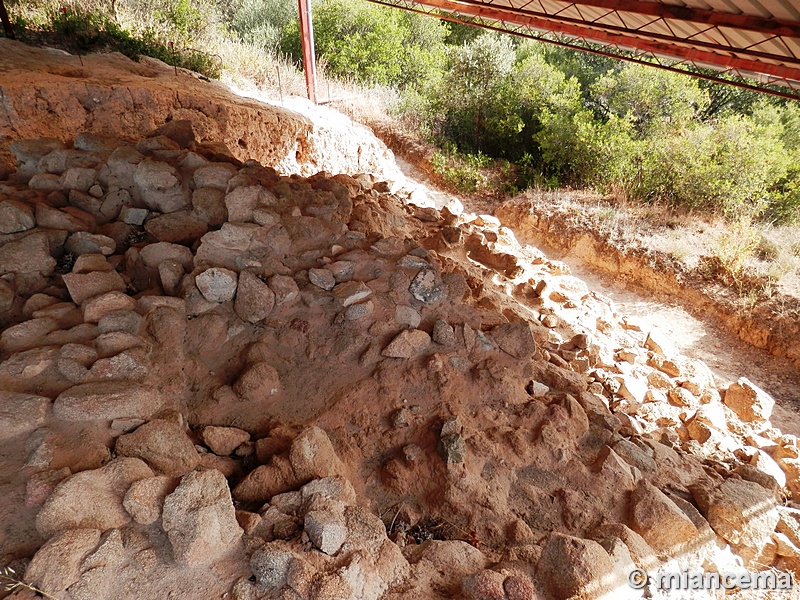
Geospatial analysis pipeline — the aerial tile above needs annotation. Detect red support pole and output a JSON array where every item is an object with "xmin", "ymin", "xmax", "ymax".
[{"xmin": 298, "ymin": 0, "xmax": 318, "ymax": 104}]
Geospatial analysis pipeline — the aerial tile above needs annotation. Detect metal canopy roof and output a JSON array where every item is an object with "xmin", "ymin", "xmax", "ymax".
[{"xmin": 367, "ymin": 0, "xmax": 800, "ymax": 99}]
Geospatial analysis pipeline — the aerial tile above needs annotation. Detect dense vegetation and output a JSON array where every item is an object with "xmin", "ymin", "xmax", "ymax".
[{"xmin": 2, "ymin": 0, "xmax": 799, "ymax": 224}]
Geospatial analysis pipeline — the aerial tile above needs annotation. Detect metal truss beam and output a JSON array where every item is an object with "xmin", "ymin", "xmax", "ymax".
[
  {"xmin": 528, "ymin": 0, "xmax": 800, "ymax": 38},
  {"xmin": 423, "ymin": 0, "xmax": 800, "ymax": 67},
  {"xmin": 397, "ymin": 0, "xmax": 800, "ymax": 82},
  {"xmin": 367, "ymin": 0, "xmax": 800, "ymax": 100}
]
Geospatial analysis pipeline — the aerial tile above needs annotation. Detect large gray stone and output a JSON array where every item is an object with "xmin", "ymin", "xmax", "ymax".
[
  {"xmin": 133, "ymin": 159, "xmax": 189, "ymax": 213},
  {"xmin": 196, "ymin": 267, "xmax": 238, "ymax": 303},
  {"xmin": 409, "ymin": 268, "xmax": 445, "ymax": 303},
  {"xmin": 305, "ymin": 509, "xmax": 347, "ymax": 555},
  {"xmin": 250, "ymin": 544, "xmax": 294, "ymax": 591}
]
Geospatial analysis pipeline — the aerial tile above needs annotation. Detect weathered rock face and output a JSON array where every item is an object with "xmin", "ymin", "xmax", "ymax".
[
  {"xmin": 161, "ymin": 468, "xmax": 243, "ymax": 566},
  {"xmin": 36, "ymin": 458, "xmax": 154, "ymax": 537},
  {"xmin": 1, "ymin": 122, "xmax": 798, "ymax": 600},
  {"xmin": 0, "ymin": 39, "xmax": 400, "ymax": 181}
]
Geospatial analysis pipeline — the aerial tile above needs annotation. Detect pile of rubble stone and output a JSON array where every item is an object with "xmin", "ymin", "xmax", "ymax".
[{"xmin": 1, "ymin": 121, "xmax": 799, "ymax": 600}]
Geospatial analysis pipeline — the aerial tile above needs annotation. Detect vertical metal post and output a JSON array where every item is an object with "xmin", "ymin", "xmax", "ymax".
[{"xmin": 298, "ymin": 0, "xmax": 317, "ymax": 104}]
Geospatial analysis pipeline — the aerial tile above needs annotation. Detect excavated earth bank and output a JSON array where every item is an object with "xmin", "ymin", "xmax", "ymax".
[
  {"xmin": 1, "ymin": 39, "xmax": 800, "ymax": 600},
  {"xmin": 0, "ymin": 40, "xmax": 399, "ymax": 182}
]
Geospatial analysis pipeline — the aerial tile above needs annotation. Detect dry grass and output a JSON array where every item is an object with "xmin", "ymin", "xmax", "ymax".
[
  {"xmin": 514, "ymin": 188, "xmax": 800, "ymax": 301},
  {"xmin": 204, "ymin": 32, "xmax": 398, "ymax": 129}
]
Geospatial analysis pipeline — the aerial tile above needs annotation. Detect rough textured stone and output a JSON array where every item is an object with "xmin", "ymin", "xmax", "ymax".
[
  {"xmin": 192, "ymin": 187, "xmax": 227, "ymax": 226},
  {"xmin": 491, "ymin": 323, "xmax": 537, "ymax": 358},
  {"xmin": 289, "ymin": 426, "xmax": 347, "ymax": 483},
  {"xmin": 692, "ymin": 477, "xmax": 780, "ymax": 562},
  {"xmin": 438, "ymin": 433, "xmax": 466, "ymax": 464},
  {"xmin": 234, "ymin": 362, "xmax": 281, "ymax": 400},
  {"xmin": 123, "ymin": 475, "xmax": 176, "ymax": 525},
  {"xmin": 269, "ymin": 274, "xmax": 299, "ymax": 305},
  {"xmin": 309, "ymin": 268, "xmax": 336, "ymax": 291},
  {"xmin": 234, "ymin": 270, "xmax": 275, "ymax": 322},
  {"xmin": 161, "ymin": 469, "xmax": 243, "ymax": 566},
  {"xmin": 0, "ymin": 279, "xmax": 14, "ymax": 312},
  {"xmin": 536, "ymin": 533, "xmax": 614, "ymax": 599},
  {"xmin": 332, "ymin": 280, "xmax": 371, "ymax": 306},
  {"xmin": 193, "ymin": 163, "xmax": 237, "ymax": 190},
  {"xmin": 53, "ymin": 382, "xmax": 163, "ymax": 421},
  {"xmin": 145, "ymin": 211, "xmax": 208, "ymax": 244},
  {"xmin": 202, "ymin": 426, "xmax": 251, "ymax": 456},
  {"xmin": 345, "ymin": 300, "xmax": 374, "ymax": 320},
  {"xmin": 305, "ymin": 509, "xmax": 347, "ymax": 555},
  {"xmin": 724, "ymin": 377, "xmax": 775, "ymax": 423},
  {"xmin": 395, "ymin": 305, "xmax": 421, "ymax": 328},
  {"xmin": 36, "ymin": 457, "xmax": 154, "ymax": 537},
  {"xmin": 72, "ymin": 253, "xmax": 113, "ymax": 274},
  {"xmin": 250, "ymin": 544, "xmax": 294, "ymax": 591},
  {"xmin": 134, "ymin": 159, "xmax": 189, "ymax": 213},
  {"xmin": 0, "ymin": 232, "xmax": 55, "ymax": 276},
  {"xmin": 0, "ymin": 390, "xmax": 50, "ymax": 441},
  {"xmin": 0, "ymin": 317, "xmax": 58, "ymax": 352},
  {"xmin": 382, "ymin": 329, "xmax": 431, "ymax": 358},
  {"xmin": 462, "ymin": 570, "xmax": 507, "ymax": 600},
  {"xmin": 158, "ymin": 259, "xmax": 185, "ymax": 296},
  {"xmin": 630, "ymin": 480, "xmax": 698, "ymax": 553},
  {"xmin": 120, "ymin": 206, "xmax": 148, "ymax": 225},
  {"xmin": 196, "ymin": 267, "xmax": 238, "ymax": 303},
  {"xmin": 0, "ymin": 199, "xmax": 35, "ymax": 233},
  {"xmin": 24, "ymin": 528, "xmax": 101, "ymax": 596},
  {"xmin": 140, "ymin": 241, "xmax": 194, "ymax": 270},
  {"xmin": 116, "ymin": 419, "xmax": 200, "ymax": 476},
  {"xmin": 432, "ymin": 320, "xmax": 456, "ymax": 346},
  {"xmin": 35, "ymin": 203, "xmax": 93, "ymax": 231},
  {"xmin": 225, "ymin": 185, "xmax": 263, "ymax": 222},
  {"xmin": 61, "ymin": 166, "xmax": 96, "ymax": 192},
  {"xmin": 81, "ymin": 290, "xmax": 137, "ymax": 323},
  {"xmin": 62, "ymin": 270, "xmax": 126, "ymax": 305},
  {"xmin": 409, "ymin": 268, "xmax": 445, "ymax": 303}
]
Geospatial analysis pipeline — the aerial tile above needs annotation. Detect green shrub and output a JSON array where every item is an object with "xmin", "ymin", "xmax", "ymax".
[
  {"xmin": 281, "ymin": 0, "xmax": 447, "ymax": 87},
  {"xmin": 15, "ymin": 5, "xmax": 220, "ymax": 78},
  {"xmin": 590, "ymin": 63, "xmax": 709, "ymax": 138},
  {"xmin": 229, "ymin": 0, "xmax": 296, "ymax": 50},
  {"xmin": 431, "ymin": 145, "xmax": 490, "ymax": 193}
]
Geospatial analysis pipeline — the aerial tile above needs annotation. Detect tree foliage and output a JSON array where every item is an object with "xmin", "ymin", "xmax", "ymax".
[{"xmin": 281, "ymin": 0, "xmax": 447, "ymax": 87}]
